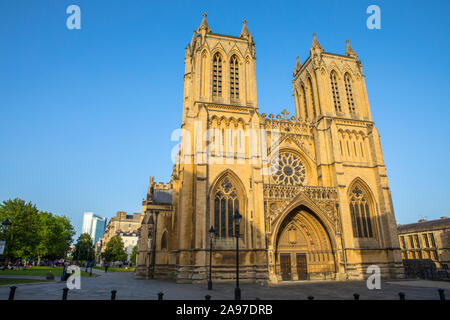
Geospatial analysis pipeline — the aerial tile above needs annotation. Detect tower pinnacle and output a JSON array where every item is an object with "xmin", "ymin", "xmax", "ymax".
[
  {"xmin": 240, "ymin": 19, "xmax": 251, "ymax": 38},
  {"xmin": 198, "ymin": 13, "xmax": 211, "ymax": 33},
  {"xmin": 345, "ymin": 39, "xmax": 358, "ymax": 59}
]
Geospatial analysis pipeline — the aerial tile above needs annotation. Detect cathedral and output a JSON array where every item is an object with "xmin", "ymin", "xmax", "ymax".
[{"xmin": 135, "ymin": 14, "xmax": 404, "ymax": 283}]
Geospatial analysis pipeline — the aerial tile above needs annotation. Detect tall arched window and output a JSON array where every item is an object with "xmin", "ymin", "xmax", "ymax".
[
  {"xmin": 330, "ymin": 71, "xmax": 342, "ymax": 113},
  {"xmin": 349, "ymin": 184, "xmax": 374, "ymax": 238},
  {"xmin": 307, "ymin": 77, "xmax": 317, "ymax": 119},
  {"xmin": 230, "ymin": 55, "xmax": 239, "ymax": 99},
  {"xmin": 301, "ymin": 85, "xmax": 308, "ymax": 120},
  {"xmin": 201, "ymin": 51, "xmax": 208, "ymax": 97},
  {"xmin": 344, "ymin": 73, "xmax": 356, "ymax": 113},
  {"xmin": 212, "ymin": 53, "xmax": 222, "ymax": 97},
  {"xmin": 213, "ymin": 176, "xmax": 242, "ymax": 238},
  {"xmin": 295, "ymin": 89, "xmax": 302, "ymax": 120}
]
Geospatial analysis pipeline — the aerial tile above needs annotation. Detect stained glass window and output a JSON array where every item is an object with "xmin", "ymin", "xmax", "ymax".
[
  {"xmin": 349, "ymin": 185, "xmax": 375, "ymax": 238},
  {"xmin": 271, "ymin": 152, "xmax": 306, "ymax": 185}
]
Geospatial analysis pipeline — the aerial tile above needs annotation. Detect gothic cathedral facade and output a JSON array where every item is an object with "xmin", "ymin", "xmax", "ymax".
[{"xmin": 135, "ymin": 15, "xmax": 404, "ymax": 283}]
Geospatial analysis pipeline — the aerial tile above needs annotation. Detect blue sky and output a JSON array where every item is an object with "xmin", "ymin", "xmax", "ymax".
[{"xmin": 0, "ymin": 0, "xmax": 449, "ymax": 236}]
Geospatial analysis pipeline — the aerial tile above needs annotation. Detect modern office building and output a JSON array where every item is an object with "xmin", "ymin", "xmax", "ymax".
[{"xmin": 82, "ymin": 212, "xmax": 107, "ymax": 244}]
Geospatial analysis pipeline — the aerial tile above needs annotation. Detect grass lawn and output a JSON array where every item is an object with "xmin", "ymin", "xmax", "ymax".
[
  {"xmin": 0, "ymin": 278, "xmax": 50, "ymax": 286},
  {"xmin": 0, "ymin": 266, "xmax": 91, "ymax": 277},
  {"xmin": 93, "ymin": 266, "xmax": 135, "ymax": 272}
]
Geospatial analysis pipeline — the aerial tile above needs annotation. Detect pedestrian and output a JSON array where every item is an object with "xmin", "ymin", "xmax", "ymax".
[{"xmin": 105, "ymin": 263, "xmax": 109, "ymax": 273}]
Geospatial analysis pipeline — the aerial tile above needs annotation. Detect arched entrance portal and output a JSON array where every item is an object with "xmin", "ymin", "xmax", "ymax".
[{"xmin": 275, "ymin": 206, "xmax": 336, "ymax": 281}]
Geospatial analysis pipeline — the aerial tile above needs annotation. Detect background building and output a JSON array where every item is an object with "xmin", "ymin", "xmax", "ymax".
[
  {"xmin": 398, "ymin": 217, "xmax": 450, "ymax": 269},
  {"xmin": 81, "ymin": 212, "xmax": 107, "ymax": 244},
  {"xmin": 101, "ymin": 211, "xmax": 144, "ymax": 262}
]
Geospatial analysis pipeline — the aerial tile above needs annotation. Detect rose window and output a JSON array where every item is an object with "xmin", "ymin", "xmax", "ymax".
[{"xmin": 271, "ymin": 152, "xmax": 306, "ymax": 185}]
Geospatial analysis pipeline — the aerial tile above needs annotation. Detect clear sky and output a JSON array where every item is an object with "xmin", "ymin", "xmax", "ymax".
[{"xmin": 0, "ymin": 0, "xmax": 449, "ymax": 237}]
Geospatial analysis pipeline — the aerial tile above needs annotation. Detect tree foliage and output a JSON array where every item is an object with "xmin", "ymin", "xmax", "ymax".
[
  {"xmin": 0, "ymin": 198, "xmax": 74, "ymax": 262},
  {"xmin": 72, "ymin": 233, "xmax": 95, "ymax": 262},
  {"xmin": 130, "ymin": 245, "xmax": 137, "ymax": 264},
  {"xmin": 102, "ymin": 235, "xmax": 127, "ymax": 262}
]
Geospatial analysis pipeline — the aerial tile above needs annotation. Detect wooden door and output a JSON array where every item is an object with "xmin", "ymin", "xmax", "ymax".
[
  {"xmin": 296, "ymin": 254, "xmax": 308, "ymax": 280},
  {"xmin": 280, "ymin": 254, "xmax": 291, "ymax": 280}
]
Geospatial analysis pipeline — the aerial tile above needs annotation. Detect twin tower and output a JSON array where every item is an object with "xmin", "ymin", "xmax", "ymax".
[{"xmin": 135, "ymin": 14, "xmax": 404, "ymax": 283}]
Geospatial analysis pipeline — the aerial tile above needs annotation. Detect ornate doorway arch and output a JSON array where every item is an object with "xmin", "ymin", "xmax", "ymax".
[{"xmin": 273, "ymin": 205, "xmax": 336, "ymax": 281}]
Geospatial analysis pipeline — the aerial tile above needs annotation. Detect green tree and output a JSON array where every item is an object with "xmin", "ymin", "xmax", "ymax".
[
  {"xmin": 102, "ymin": 236, "xmax": 127, "ymax": 263},
  {"xmin": 0, "ymin": 198, "xmax": 75, "ymax": 265},
  {"xmin": 130, "ymin": 245, "xmax": 137, "ymax": 264},
  {"xmin": 39, "ymin": 213, "xmax": 74, "ymax": 262},
  {"xmin": 0, "ymin": 198, "xmax": 41, "ymax": 262},
  {"xmin": 72, "ymin": 233, "xmax": 94, "ymax": 262}
]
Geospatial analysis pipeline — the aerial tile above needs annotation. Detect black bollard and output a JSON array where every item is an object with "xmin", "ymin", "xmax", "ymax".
[
  {"xmin": 8, "ymin": 286, "xmax": 17, "ymax": 300},
  {"xmin": 307, "ymin": 296, "xmax": 314, "ymax": 300},
  {"xmin": 205, "ymin": 295, "xmax": 211, "ymax": 300},
  {"xmin": 398, "ymin": 292, "xmax": 405, "ymax": 300},
  {"xmin": 353, "ymin": 293, "xmax": 360, "ymax": 300},
  {"xmin": 438, "ymin": 288, "xmax": 445, "ymax": 301},
  {"xmin": 62, "ymin": 287, "xmax": 69, "ymax": 300},
  {"xmin": 158, "ymin": 292, "xmax": 164, "ymax": 300},
  {"xmin": 111, "ymin": 290, "xmax": 117, "ymax": 300}
]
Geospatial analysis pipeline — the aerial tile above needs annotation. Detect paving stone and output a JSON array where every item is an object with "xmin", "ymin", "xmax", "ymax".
[{"xmin": 0, "ymin": 271, "xmax": 447, "ymax": 300}]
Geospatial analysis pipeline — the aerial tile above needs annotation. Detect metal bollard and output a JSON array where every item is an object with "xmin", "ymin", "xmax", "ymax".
[
  {"xmin": 398, "ymin": 292, "xmax": 405, "ymax": 300},
  {"xmin": 205, "ymin": 295, "xmax": 211, "ymax": 300},
  {"xmin": 62, "ymin": 287, "xmax": 69, "ymax": 300},
  {"xmin": 111, "ymin": 290, "xmax": 117, "ymax": 300},
  {"xmin": 307, "ymin": 296, "xmax": 314, "ymax": 300},
  {"xmin": 353, "ymin": 293, "xmax": 360, "ymax": 300},
  {"xmin": 438, "ymin": 288, "xmax": 445, "ymax": 301},
  {"xmin": 158, "ymin": 292, "xmax": 164, "ymax": 300},
  {"xmin": 8, "ymin": 286, "xmax": 17, "ymax": 300}
]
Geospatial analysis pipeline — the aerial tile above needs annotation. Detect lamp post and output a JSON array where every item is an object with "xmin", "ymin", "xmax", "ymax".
[
  {"xmin": 61, "ymin": 236, "xmax": 71, "ymax": 281},
  {"xmin": 208, "ymin": 226, "xmax": 215, "ymax": 290},
  {"xmin": 151, "ymin": 210, "xmax": 159, "ymax": 279},
  {"xmin": 2, "ymin": 219, "xmax": 12, "ymax": 270},
  {"xmin": 233, "ymin": 210, "xmax": 242, "ymax": 300}
]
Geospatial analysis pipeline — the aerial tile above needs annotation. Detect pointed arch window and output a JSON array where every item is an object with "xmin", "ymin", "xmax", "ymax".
[
  {"xmin": 201, "ymin": 51, "xmax": 208, "ymax": 97},
  {"xmin": 308, "ymin": 78, "xmax": 317, "ymax": 119},
  {"xmin": 212, "ymin": 53, "xmax": 222, "ymax": 97},
  {"xmin": 213, "ymin": 177, "xmax": 242, "ymax": 238},
  {"xmin": 349, "ymin": 185, "xmax": 374, "ymax": 238},
  {"xmin": 344, "ymin": 73, "xmax": 356, "ymax": 113},
  {"xmin": 330, "ymin": 71, "xmax": 342, "ymax": 113},
  {"xmin": 230, "ymin": 55, "xmax": 239, "ymax": 99},
  {"xmin": 301, "ymin": 85, "xmax": 308, "ymax": 120}
]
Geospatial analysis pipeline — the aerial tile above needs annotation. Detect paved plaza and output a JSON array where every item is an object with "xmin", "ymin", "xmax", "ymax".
[{"xmin": 1, "ymin": 269, "xmax": 449, "ymax": 300}]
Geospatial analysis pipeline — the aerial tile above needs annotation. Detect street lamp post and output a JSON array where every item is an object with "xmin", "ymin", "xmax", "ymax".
[
  {"xmin": 151, "ymin": 210, "xmax": 159, "ymax": 279},
  {"xmin": 61, "ymin": 236, "xmax": 71, "ymax": 281},
  {"xmin": 233, "ymin": 210, "xmax": 242, "ymax": 300},
  {"xmin": 1, "ymin": 219, "xmax": 12, "ymax": 271},
  {"xmin": 208, "ymin": 226, "xmax": 215, "ymax": 290}
]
